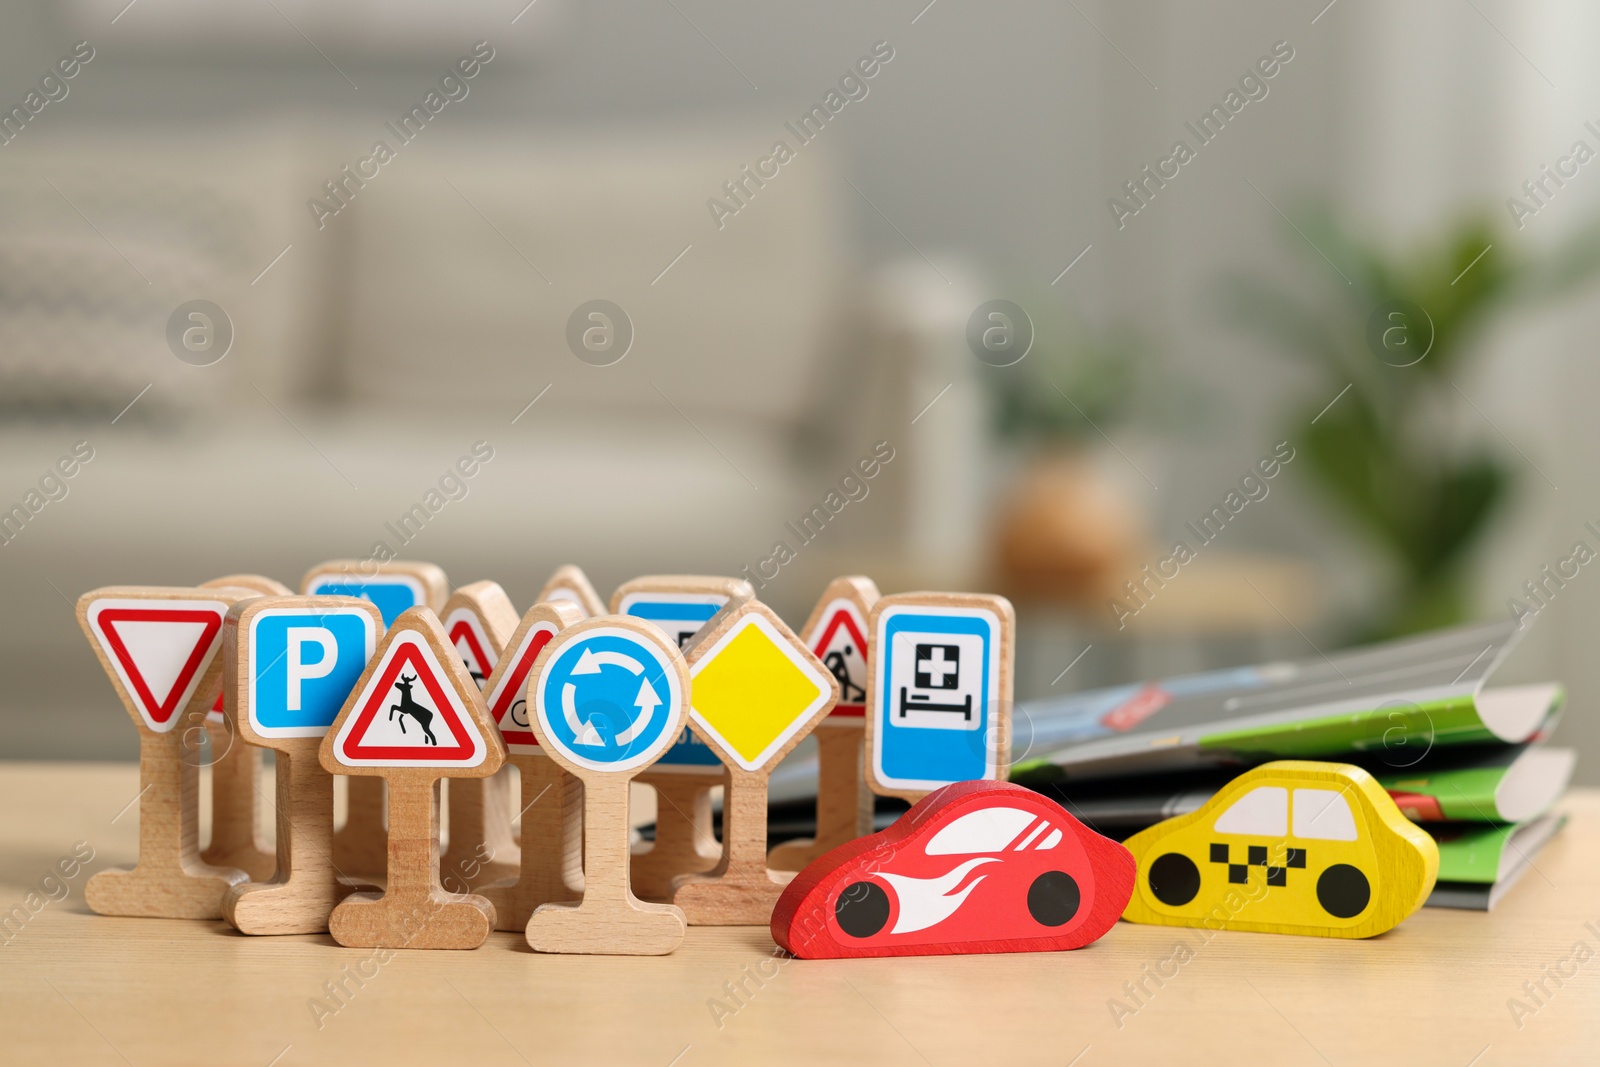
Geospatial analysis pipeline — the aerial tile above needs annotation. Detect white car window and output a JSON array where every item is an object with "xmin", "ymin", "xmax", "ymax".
[
  {"xmin": 1213, "ymin": 786, "xmax": 1287, "ymax": 836},
  {"xmin": 1293, "ymin": 788, "xmax": 1358, "ymax": 841},
  {"xmin": 925, "ymin": 807, "xmax": 1038, "ymax": 854}
]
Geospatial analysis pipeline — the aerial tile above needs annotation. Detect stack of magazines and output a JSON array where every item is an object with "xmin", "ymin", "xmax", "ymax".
[{"xmin": 1009, "ymin": 618, "xmax": 1572, "ymax": 910}]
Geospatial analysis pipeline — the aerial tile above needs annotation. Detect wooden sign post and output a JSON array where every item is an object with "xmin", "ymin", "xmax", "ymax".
[
  {"xmin": 864, "ymin": 592, "xmax": 1016, "ymax": 803},
  {"xmin": 301, "ymin": 559, "xmax": 448, "ymax": 883},
  {"xmin": 611, "ymin": 575, "xmax": 752, "ymax": 900},
  {"xmin": 78, "ymin": 585, "xmax": 255, "ymax": 918},
  {"xmin": 769, "ymin": 576, "xmax": 880, "ymax": 872},
  {"xmin": 671, "ymin": 599, "xmax": 838, "ymax": 925},
  {"xmin": 223, "ymin": 595, "xmax": 383, "ymax": 934},
  {"xmin": 438, "ymin": 581, "xmax": 521, "ymax": 890},
  {"xmin": 320, "ymin": 608, "xmax": 505, "ymax": 949},
  {"xmin": 198, "ymin": 574, "xmax": 292, "ymax": 882},
  {"xmin": 524, "ymin": 615, "xmax": 691, "ymax": 955},
  {"xmin": 476, "ymin": 599, "xmax": 586, "ymax": 931}
]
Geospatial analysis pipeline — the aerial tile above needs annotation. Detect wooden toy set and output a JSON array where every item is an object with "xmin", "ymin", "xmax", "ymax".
[{"xmin": 76, "ymin": 560, "xmax": 1440, "ymax": 957}]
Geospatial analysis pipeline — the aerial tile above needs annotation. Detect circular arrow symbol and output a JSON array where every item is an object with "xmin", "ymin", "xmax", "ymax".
[
  {"xmin": 561, "ymin": 662, "xmax": 663, "ymax": 749},
  {"xmin": 532, "ymin": 623, "xmax": 684, "ymax": 773}
]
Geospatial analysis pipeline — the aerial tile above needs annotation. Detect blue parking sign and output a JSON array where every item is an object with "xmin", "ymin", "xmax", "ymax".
[
  {"xmin": 870, "ymin": 601, "xmax": 1009, "ymax": 792},
  {"xmin": 247, "ymin": 607, "xmax": 377, "ymax": 737}
]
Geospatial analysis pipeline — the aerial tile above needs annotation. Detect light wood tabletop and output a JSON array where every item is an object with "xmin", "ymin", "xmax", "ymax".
[{"xmin": 1, "ymin": 762, "xmax": 1595, "ymax": 1066}]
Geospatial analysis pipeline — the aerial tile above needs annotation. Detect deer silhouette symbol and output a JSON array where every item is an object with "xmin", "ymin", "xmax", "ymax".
[{"xmin": 388, "ymin": 674, "xmax": 437, "ymax": 745}]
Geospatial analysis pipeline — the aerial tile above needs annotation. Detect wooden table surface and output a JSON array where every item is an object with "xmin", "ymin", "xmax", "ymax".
[{"xmin": 2, "ymin": 762, "xmax": 1596, "ymax": 1066}]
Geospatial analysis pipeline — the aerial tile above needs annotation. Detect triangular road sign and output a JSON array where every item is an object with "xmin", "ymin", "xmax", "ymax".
[
  {"xmin": 537, "ymin": 564, "xmax": 605, "ymax": 618},
  {"xmin": 448, "ymin": 613, "xmax": 493, "ymax": 684},
  {"xmin": 82, "ymin": 594, "xmax": 233, "ymax": 732},
  {"xmin": 325, "ymin": 610, "xmax": 502, "ymax": 771},
  {"xmin": 801, "ymin": 576, "xmax": 879, "ymax": 725},
  {"xmin": 441, "ymin": 580, "xmax": 518, "ymax": 690},
  {"xmin": 484, "ymin": 601, "xmax": 584, "ymax": 754},
  {"xmin": 811, "ymin": 605, "xmax": 869, "ymax": 714}
]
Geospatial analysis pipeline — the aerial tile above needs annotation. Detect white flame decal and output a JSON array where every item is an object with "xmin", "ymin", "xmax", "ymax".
[{"xmin": 878, "ymin": 858, "xmax": 1000, "ymax": 934}]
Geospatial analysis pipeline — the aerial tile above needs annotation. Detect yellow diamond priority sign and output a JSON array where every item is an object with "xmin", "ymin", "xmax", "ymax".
[{"xmin": 685, "ymin": 601, "xmax": 837, "ymax": 772}]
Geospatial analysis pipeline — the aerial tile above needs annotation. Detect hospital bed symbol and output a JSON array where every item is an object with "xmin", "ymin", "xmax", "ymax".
[{"xmin": 898, "ymin": 643, "xmax": 972, "ymax": 720}]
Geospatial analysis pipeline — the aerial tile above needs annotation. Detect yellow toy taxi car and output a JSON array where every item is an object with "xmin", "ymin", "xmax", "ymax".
[{"xmin": 1121, "ymin": 761, "xmax": 1438, "ymax": 938}]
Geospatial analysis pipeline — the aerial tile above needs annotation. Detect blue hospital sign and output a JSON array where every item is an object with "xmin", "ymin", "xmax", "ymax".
[
  {"xmin": 871, "ymin": 604, "xmax": 1003, "ymax": 792},
  {"xmin": 303, "ymin": 575, "xmax": 425, "ymax": 626},
  {"xmin": 247, "ymin": 607, "xmax": 377, "ymax": 737}
]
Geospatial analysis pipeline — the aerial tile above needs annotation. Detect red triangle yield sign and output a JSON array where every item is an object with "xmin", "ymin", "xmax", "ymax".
[
  {"xmin": 94, "ymin": 607, "xmax": 224, "ymax": 728},
  {"xmin": 813, "ymin": 608, "xmax": 869, "ymax": 718},
  {"xmin": 486, "ymin": 622, "xmax": 560, "ymax": 751},
  {"xmin": 334, "ymin": 636, "xmax": 485, "ymax": 766},
  {"xmin": 447, "ymin": 617, "xmax": 493, "ymax": 686}
]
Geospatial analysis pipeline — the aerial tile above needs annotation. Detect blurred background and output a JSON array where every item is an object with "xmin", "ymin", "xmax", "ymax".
[{"xmin": 3, "ymin": 0, "xmax": 1599, "ymax": 779}]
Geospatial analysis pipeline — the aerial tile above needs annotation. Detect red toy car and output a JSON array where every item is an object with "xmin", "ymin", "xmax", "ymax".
[{"xmin": 772, "ymin": 780, "xmax": 1134, "ymax": 958}]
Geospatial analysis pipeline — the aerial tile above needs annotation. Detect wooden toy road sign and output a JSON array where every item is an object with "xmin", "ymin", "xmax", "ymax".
[
  {"xmin": 78, "ymin": 585, "xmax": 256, "ymax": 919},
  {"xmin": 439, "ymin": 581, "xmax": 522, "ymax": 891},
  {"xmin": 302, "ymin": 559, "xmax": 448, "ymax": 884},
  {"xmin": 477, "ymin": 599, "xmax": 588, "ymax": 932},
  {"xmin": 223, "ymin": 594, "xmax": 382, "ymax": 935},
  {"xmin": 671, "ymin": 599, "xmax": 838, "ymax": 925},
  {"xmin": 523, "ymin": 615, "xmax": 690, "ymax": 955},
  {"xmin": 612, "ymin": 575, "xmax": 752, "ymax": 901},
  {"xmin": 769, "ymin": 576, "xmax": 881, "ymax": 873},
  {"xmin": 865, "ymin": 592, "xmax": 1016, "ymax": 802},
  {"xmin": 198, "ymin": 574, "xmax": 292, "ymax": 884},
  {"xmin": 319, "ymin": 607, "xmax": 505, "ymax": 949}
]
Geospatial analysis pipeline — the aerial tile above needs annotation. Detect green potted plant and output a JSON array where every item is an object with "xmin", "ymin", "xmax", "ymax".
[{"xmin": 1228, "ymin": 205, "xmax": 1600, "ymax": 638}]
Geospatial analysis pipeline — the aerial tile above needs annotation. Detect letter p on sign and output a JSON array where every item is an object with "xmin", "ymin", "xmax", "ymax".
[
  {"xmin": 286, "ymin": 627, "xmax": 338, "ymax": 711},
  {"xmin": 247, "ymin": 605, "xmax": 378, "ymax": 739}
]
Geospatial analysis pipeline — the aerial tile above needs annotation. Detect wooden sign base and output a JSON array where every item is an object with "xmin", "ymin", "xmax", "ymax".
[
  {"xmin": 768, "ymin": 726, "xmax": 872, "ymax": 871},
  {"xmin": 480, "ymin": 755, "xmax": 583, "ymax": 931},
  {"xmin": 328, "ymin": 779, "xmax": 495, "ymax": 949},
  {"xmin": 334, "ymin": 777, "xmax": 388, "ymax": 882},
  {"xmin": 673, "ymin": 767, "xmax": 792, "ymax": 925},
  {"xmin": 225, "ymin": 742, "xmax": 367, "ymax": 934},
  {"xmin": 630, "ymin": 774, "xmax": 723, "ymax": 901},
  {"xmin": 201, "ymin": 733, "xmax": 276, "ymax": 882},
  {"xmin": 87, "ymin": 730, "xmax": 249, "ymax": 919},
  {"xmin": 527, "ymin": 777, "xmax": 685, "ymax": 955}
]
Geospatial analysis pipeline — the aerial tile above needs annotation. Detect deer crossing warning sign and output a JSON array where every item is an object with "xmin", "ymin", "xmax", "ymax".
[{"xmin": 330, "ymin": 630, "xmax": 489, "ymax": 768}]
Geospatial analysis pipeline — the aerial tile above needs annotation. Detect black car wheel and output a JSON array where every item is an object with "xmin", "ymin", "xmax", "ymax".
[
  {"xmin": 1147, "ymin": 852, "xmax": 1201, "ymax": 906},
  {"xmin": 1316, "ymin": 864, "xmax": 1371, "ymax": 919},
  {"xmin": 835, "ymin": 881, "xmax": 891, "ymax": 938},
  {"xmin": 1027, "ymin": 871, "xmax": 1081, "ymax": 927}
]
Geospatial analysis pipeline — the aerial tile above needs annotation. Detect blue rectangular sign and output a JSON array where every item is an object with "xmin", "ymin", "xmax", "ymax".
[
  {"xmin": 872, "ymin": 606, "xmax": 1001, "ymax": 791},
  {"xmin": 622, "ymin": 596, "xmax": 723, "ymax": 770},
  {"xmin": 248, "ymin": 607, "xmax": 377, "ymax": 737}
]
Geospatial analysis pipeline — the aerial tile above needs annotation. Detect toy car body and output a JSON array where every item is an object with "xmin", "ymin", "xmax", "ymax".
[
  {"xmin": 772, "ymin": 780, "xmax": 1133, "ymax": 958},
  {"xmin": 1120, "ymin": 760, "xmax": 1438, "ymax": 938}
]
